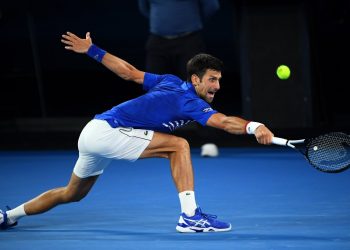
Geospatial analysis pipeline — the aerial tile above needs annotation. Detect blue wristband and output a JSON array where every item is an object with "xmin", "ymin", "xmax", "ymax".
[{"xmin": 87, "ymin": 44, "xmax": 106, "ymax": 62}]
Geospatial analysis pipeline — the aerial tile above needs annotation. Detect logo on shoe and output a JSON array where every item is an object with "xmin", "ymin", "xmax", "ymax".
[{"xmin": 183, "ymin": 217, "xmax": 210, "ymax": 228}]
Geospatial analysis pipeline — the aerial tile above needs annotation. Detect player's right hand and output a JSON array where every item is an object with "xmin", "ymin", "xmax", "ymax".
[
  {"xmin": 61, "ymin": 31, "xmax": 92, "ymax": 54},
  {"xmin": 255, "ymin": 125, "xmax": 274, "ymax": 145}
]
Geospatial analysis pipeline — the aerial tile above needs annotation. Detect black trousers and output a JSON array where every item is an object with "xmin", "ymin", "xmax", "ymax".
[{"xmin": 145, "ymin": 31, "xmax": 206, "ymax": 80}]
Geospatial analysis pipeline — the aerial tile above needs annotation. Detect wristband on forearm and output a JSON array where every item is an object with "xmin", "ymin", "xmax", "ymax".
[
  {"xmin": 245, "ymin": 121, "xmax": 264, "ymax": 134},
  {"xmin": 87, "ymin": 44, "xmax": 106, "ymax": 62}
]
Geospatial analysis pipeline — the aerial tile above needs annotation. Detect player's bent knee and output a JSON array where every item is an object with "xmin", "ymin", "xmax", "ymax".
[
  {"xmin": 141, "ymin": 134, "xmax": 190, "ymax": 159},
  {"xmin": 174, "ymin": 137, "xmax": 190, "ymax": 153},
  {"xmin": 64, "ymin": 194, "xmax": 85, "ymax": 203},
  {"xmin": 71, "ymin": 193, "xmax": 87, "ymax": 202},
  {"xmin": 63, "ymin": 189, "xmax": 88, "ymax": 203}
]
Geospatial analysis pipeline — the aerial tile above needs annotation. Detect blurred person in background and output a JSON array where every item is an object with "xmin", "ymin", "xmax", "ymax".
[{"xmin": 138, "ymin": 0, "xmax": 220, "ymax": 80}]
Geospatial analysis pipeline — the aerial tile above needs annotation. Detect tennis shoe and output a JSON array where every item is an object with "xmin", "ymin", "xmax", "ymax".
[
  {"xmin": 176, "ymin": 207, "xmax": 231, "ymax": 233},
  {"xmin": 0, "ymin": 206, "xmax": 18, "ymax": 230}
]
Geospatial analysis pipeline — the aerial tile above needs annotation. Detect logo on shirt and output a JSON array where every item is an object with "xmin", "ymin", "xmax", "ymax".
[
  {"xmin": 202, "ymin": 108, "xmax": 213, "ymax": 113},
  {"xmin": 162, "ymin": 120, "xmax": 193, "ymax": 131}
]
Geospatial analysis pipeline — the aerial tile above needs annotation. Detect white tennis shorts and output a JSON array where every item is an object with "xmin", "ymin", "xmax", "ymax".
[{"xmin": 73, "ymin": 119, "xmax": 154, "ymax": 178}]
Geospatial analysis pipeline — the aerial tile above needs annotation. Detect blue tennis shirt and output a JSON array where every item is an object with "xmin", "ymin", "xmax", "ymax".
[{"xmin": 94, "ymin": 73, "xmax": 217, "ymax": 133}]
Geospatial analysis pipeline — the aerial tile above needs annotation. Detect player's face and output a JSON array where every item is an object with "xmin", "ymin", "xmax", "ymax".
[{"xmin": 193, "ymin": 69, "xmax": 221, "ymax": 103}]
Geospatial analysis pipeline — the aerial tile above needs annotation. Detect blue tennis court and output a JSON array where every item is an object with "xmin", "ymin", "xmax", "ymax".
[{"xmin": 1, "ymin": 147, "xmax": 350, "ymax": 250}]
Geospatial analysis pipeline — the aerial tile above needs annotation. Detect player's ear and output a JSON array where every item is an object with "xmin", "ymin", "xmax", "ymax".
[{"xmin": 191, "ymin": 74, "xmax": 200, "ymax": 86}]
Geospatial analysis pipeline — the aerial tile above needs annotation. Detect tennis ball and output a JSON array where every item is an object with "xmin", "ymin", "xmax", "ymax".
[{"xmin": 276, "ymin": 65, "xmax": 291, "ymax": 80}]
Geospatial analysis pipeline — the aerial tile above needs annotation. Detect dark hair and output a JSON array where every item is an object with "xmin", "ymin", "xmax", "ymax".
[{"xmin": 186, "ymin": 53, "xmax": 224, "ymax": 82}]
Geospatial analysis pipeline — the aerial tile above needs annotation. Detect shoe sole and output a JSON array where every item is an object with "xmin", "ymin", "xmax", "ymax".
[{"xmin": 176, "ymin": 224, "xmax": 232, "ymax": 233}]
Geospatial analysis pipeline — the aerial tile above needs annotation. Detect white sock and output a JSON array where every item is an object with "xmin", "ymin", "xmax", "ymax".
[
  {"xmin": 6, "ymin": 204, "xmax": 27, "ymax": 224},
  {"xmin": 178, "ymin": 191, "xmax": 197, "ymax": 217}
]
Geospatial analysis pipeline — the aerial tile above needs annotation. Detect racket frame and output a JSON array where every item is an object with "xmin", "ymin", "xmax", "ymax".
[{"xmin": 272, "ymin": 134, "xmax": 350, "ymax": 173}]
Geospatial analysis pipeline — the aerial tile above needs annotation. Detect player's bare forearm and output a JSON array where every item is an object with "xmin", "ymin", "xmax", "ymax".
[
  {"xmin": 101, "ymin": 54, "xmax": 145, "ymax": 84},
  {"xmin": 61, "ymin": 31, "xmax": 144, "ymax": 84},
  {"xmin": 207, "ymin": 113, "xmax": 274, "ymax": 144},
  {"xmin": 207, "ymin": 113, "xmax": 247, "ymax": 134}
]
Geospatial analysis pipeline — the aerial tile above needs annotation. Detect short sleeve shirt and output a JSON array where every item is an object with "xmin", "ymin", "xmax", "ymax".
[{"xmin": 94, "ymin": 73, "xmax": 217, "ymax": 132}]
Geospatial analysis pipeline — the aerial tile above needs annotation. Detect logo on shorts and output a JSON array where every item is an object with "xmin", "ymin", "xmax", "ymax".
[{"xmin": 144, "ymin": 131, "xmax": 148, "ymax": 136}]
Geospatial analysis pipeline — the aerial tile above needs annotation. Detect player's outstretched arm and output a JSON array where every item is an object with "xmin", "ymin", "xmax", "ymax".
[
  {"xmin": 206, "ymin": 113, "xmax": 274, "ymax": 145},
  {"xmin": 61, "ymin": 31, "xmax": 145, "ymax": 84}
]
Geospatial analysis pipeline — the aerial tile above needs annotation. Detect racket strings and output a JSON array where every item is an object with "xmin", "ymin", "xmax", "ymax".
[{"xmin": 306, "ymin": 132, "xmax": 350, "ymax": 172}]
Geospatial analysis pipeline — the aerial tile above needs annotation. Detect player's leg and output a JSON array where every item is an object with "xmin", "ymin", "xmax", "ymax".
[
  {"xmin": 0, "ymin": 173, "xmax": 99, "ymax": 229},
  {"xmin": 1, "ymin": 120, "xmax": 112, "ymax": 229},
  {"xmin": 24, "ymin": 173, "xmax": 98, "ymax": 215},
  {"xmin": 140, "ymin": 132, "xmax": 197, "ymax": 220},
  {"xmin": 140, "ymin": 132, "xmax": 194, "ymax": 192},
  {"xmin": 139, "ymin": 132, "xmax": 231, "ymax": 233}
]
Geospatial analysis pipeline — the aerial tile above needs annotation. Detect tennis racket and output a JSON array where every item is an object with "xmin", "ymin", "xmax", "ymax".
[{"xmin": 271, "ymin": 132, "xmax": 350, "ymax": 173}]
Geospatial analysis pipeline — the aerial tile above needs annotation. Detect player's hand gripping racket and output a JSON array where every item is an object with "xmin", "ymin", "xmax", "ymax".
[{"xmin": 271, "ymin": 132, "xmax": 350, "ymax": 173}]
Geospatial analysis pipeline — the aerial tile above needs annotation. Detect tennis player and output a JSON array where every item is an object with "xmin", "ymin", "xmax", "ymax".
[{"xmin": 1, "ymin": 31, "xmax": 274, "ymax": 232}]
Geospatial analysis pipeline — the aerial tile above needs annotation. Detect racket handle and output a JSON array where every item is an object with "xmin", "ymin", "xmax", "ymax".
[{"xmin": 272, "ymin": 137, "xmax": 288, "ymax": 146}]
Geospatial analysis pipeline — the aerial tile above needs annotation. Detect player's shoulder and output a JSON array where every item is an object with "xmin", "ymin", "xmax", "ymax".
[
  {"xmin": 154, "ymin": 74, "xmax": 186, "ymax": 89},
  {"xmin": 160, "ymin": 74, "xmax": 183, "ymax": 83},
  {"xmin": 145, "ymin": 72, "xmax": 183, "ymax": 85}
]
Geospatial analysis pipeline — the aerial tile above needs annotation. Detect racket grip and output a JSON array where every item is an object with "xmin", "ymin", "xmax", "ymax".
[{"xmin": 271, "ymin": 137, "xmax": 288, "ymax": 146}]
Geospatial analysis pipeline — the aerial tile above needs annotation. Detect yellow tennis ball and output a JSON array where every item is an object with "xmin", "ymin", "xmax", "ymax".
[{"xmin": 276, "ymin": 65, "xmax": 291, "ymax": 80}]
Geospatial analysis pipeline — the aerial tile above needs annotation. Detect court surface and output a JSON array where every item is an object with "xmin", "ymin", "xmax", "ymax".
[{"xmin": 1, "ymin": 147, "xmax": 349, "ymax": 250}]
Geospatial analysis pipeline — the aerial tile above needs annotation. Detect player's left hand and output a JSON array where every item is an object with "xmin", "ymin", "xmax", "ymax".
[
  {"xmin": 254, "ymin": 125, "xmax": 274, "ymax": 145},
  {"xmin": 61, "ymin": 31, "xmax": 92, "ymax": 54}
]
